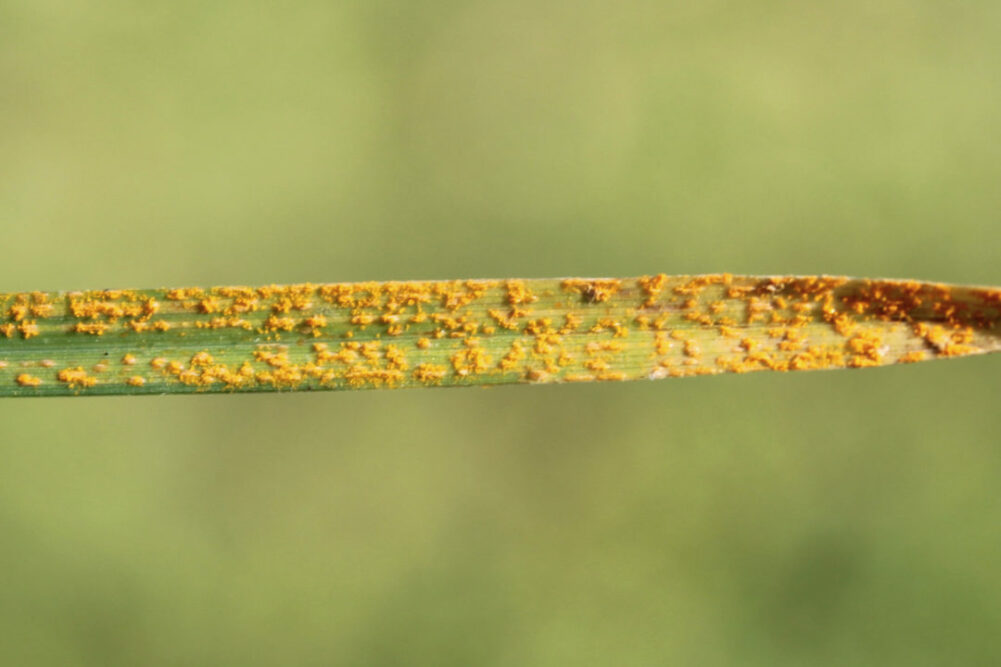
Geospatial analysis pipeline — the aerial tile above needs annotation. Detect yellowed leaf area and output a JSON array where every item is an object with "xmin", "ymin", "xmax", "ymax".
[{"xmin": 1, "ymin": 275, "xmax": 999, "ymax": 396}]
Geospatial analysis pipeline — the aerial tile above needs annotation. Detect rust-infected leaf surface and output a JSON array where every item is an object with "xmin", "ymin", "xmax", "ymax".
[{"xmin": 0, "ymin": 275, "xmax": 998, "ymax": 397}]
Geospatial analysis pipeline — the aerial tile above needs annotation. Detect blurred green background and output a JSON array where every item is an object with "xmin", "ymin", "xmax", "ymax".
[{"xmin": 2, "ymin": 1, "xmax": 1001, "ymax": 664}]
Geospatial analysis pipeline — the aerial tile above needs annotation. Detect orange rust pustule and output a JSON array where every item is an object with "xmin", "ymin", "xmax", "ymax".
[{"xmin": 562, "ymin": 279, "xmax": 622, "ymax": 304}]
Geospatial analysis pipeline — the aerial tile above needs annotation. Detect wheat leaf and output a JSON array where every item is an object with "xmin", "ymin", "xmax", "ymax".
[{"xmin": 0, "ymin": 275, "xmax": 998, "ymax": 397}]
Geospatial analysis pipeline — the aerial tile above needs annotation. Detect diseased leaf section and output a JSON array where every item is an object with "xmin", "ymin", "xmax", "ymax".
[{"xmin": 0, "ymin": 275, "xmax": 999, "ymax": 397}]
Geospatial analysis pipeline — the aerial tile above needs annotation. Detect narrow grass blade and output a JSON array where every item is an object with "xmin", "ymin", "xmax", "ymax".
[{"xmin": 1, "ymin": 275, "xmax": 999, "ymax": 397}]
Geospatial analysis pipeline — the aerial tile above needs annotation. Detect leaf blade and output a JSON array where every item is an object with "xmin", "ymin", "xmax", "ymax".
[{"xmin": 1, "ymin": 275, "xmax": 999, "ymax": 397}]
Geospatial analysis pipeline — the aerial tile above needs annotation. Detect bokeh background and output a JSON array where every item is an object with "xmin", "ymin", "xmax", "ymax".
[{"xmin": 2, "ymin": 1, "xmax": 1001, "ymax": 664}]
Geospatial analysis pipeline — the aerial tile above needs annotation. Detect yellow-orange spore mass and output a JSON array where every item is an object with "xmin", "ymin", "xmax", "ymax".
[
  {"xmin": 16, "ymin": 373, "xmax": 41, "ymax": 387},
  {"xmin": 57, "ymin": 367, "xmax": 97, "ymax": 388}
]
